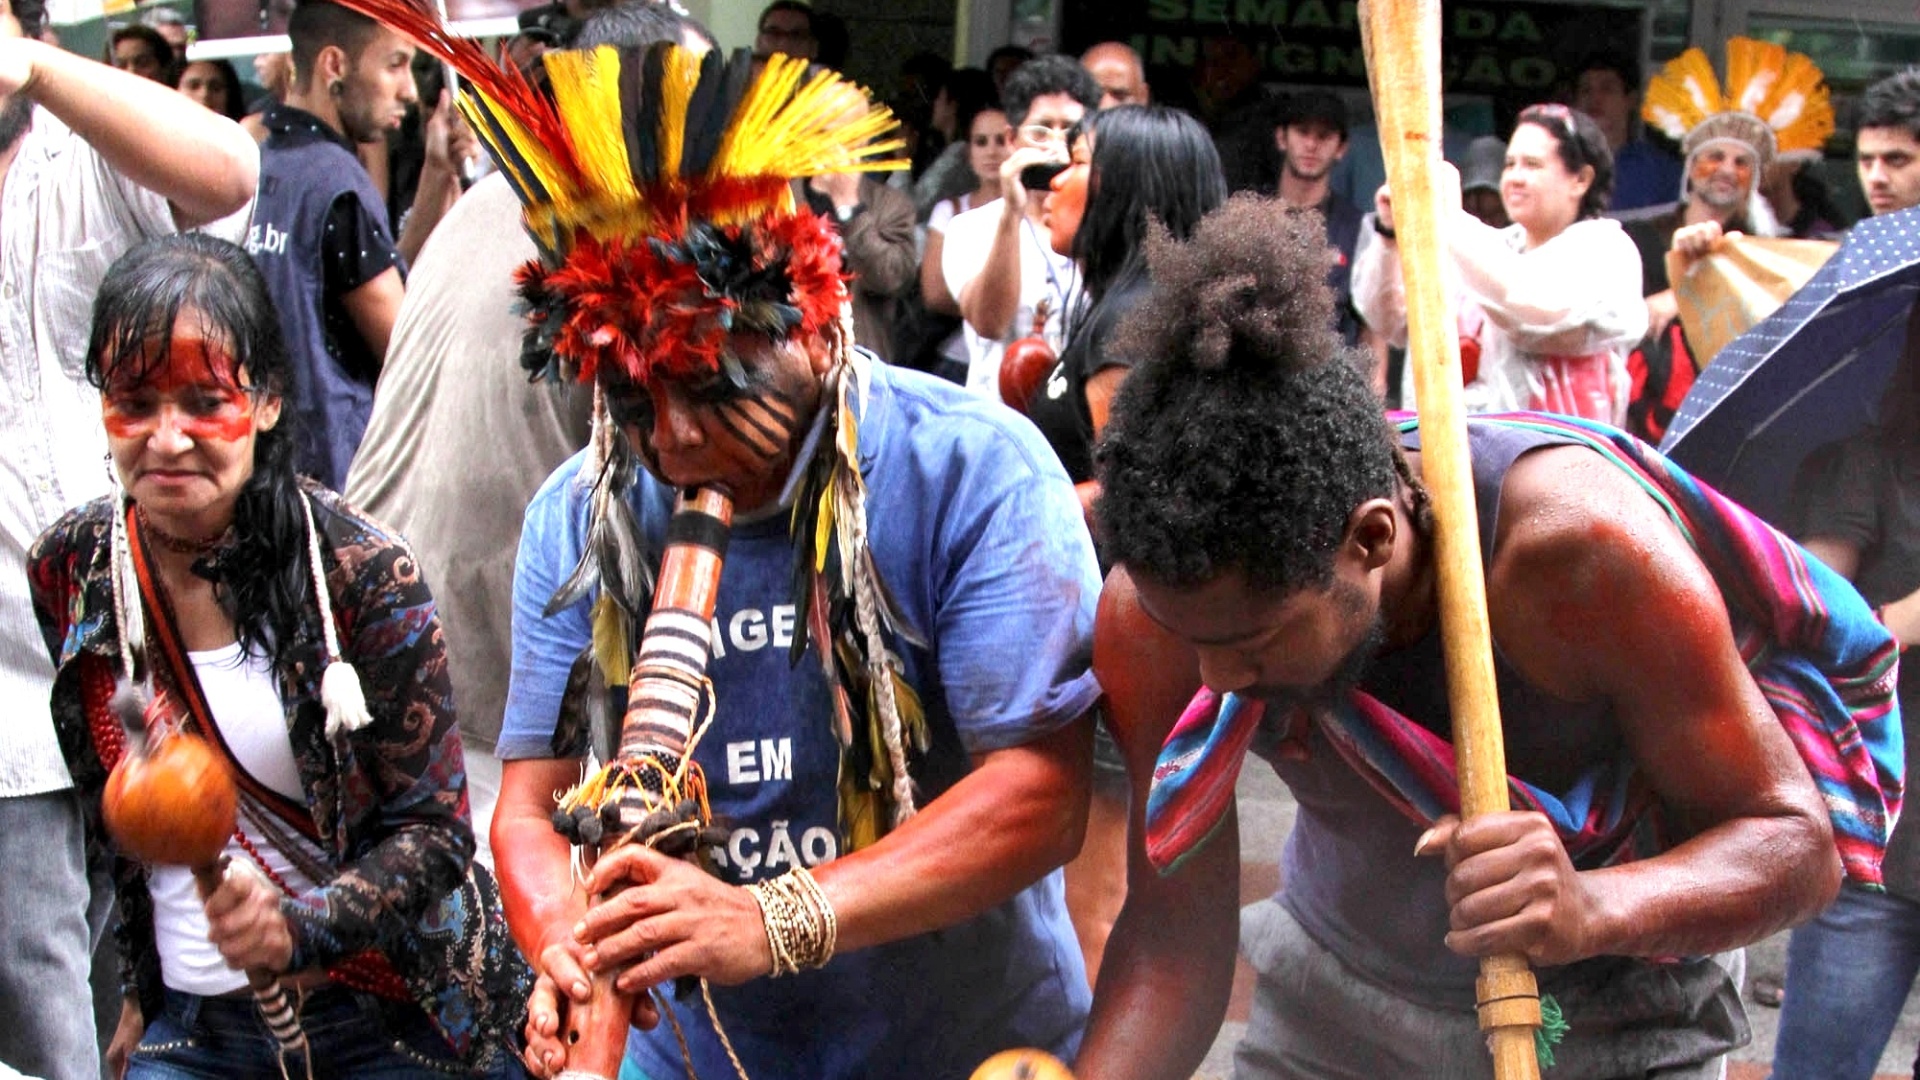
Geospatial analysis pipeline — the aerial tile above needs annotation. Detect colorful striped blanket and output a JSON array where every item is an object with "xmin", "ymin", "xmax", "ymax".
[{"xmin": 1143, "ymin": 413, "xmax": 1905, "ymax": 885}]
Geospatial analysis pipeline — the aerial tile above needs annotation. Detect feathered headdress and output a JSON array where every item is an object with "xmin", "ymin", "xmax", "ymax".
[
  {"xmin": 328, "ymin": 0, "xmax": 903, "ymax": 386},
  {"xmin": 1643, "ymin": 37, "xmax": 1834, "ymax": 175}
]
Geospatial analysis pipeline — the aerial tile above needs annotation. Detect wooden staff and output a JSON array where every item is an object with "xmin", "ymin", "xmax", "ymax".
[
  {"xmin": 558, "ymin": 487, "xmax": 734, "ymax": 1080},
  {"xmin": 1358, "ymin": 4, "xmax": 1542, "ymax": 1077}
]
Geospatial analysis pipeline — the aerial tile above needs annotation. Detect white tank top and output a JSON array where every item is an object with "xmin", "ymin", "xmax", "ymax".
[{"xmin": 149, "ymin": 643, "xmax": 322, "ymax": 996}]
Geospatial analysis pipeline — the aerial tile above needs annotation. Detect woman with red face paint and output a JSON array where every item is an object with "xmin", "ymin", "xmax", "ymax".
[{"xmin": 25, "ymin": 233, "xmax": 531, "ymax": 1079}]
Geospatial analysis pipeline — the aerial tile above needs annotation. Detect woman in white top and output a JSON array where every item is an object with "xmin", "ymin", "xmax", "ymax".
[
  {"xmin": 1354, "ymin": 104, "xmax": 1648, "ymax": 423},
  {"xmin": 918, "ymin": 103, "xmax": 1011, "ymax": 378},
  {"xmin": 29, "ymin": 234, "xmax": 528, "ymax": 1078}
]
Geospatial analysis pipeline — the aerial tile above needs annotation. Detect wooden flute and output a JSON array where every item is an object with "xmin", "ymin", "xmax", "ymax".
[{"xmin": 557, "ymin": 487, "xmax": 734, "ymax": 1080}]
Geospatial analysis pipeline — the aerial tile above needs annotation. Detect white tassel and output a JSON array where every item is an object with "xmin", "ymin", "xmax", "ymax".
[
  {"xmin": 321, "ymin": 660, "xmax": 373, "ymax": 740},
  {"xmin": 300, "ymin": 493, "xmax": 373, "ymax": 740}
]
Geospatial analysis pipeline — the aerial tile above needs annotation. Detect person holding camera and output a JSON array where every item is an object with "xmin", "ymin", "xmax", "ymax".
[{"xmin": 940, "ymin": 55, "xmax": 1099, "ymax": 397}]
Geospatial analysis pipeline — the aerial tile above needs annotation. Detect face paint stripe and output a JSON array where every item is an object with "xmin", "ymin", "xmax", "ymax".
[
  {"xmin": 710, "ymin": 404, "xmax": 783, "ymax": 460},
  {"xmin": 718, "ymin": 399, "xmax": 789, "ymax": 450}
]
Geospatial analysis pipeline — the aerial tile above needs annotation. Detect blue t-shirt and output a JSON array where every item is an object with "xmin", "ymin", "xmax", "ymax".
[{"xmin": 499, "ymin": 361, "xmax": 1101, "ymax": 1079}]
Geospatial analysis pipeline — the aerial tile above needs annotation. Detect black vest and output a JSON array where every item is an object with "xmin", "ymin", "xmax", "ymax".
[{"xmin": 248, "ymin": 106, "xmax": 393, "ymax": 488}]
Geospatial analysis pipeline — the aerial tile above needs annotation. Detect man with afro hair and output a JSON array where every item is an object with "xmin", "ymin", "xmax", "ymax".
[{"xmin": 1072, "ymin": 195, "xmax": 1900, "ymax": 1078}]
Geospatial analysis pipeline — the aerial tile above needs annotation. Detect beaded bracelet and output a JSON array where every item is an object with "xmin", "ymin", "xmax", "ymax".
[{"xmin": 747, "ymin": 866, "xmax": 837, "ymax": 977}]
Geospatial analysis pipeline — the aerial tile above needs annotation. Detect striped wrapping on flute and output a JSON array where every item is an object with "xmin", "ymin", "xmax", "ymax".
[
  {"xmin": 1144, "ymin": 414, "xmax": 1904, "ymax": 884},
  {"xmin": 619, "ymin": 488, "xmax": 733, "ymax": 766}
]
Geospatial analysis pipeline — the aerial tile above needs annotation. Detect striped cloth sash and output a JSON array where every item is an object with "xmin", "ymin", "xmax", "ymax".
[{"xmin": 1143, "ymin": 413, "xmax": 1904, "ymax": 884}]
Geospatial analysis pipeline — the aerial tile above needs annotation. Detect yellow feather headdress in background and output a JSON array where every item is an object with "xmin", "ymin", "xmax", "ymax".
[{"xmin": 1643, "ymin": 37, "xmax": 1834, "ymax": 162}]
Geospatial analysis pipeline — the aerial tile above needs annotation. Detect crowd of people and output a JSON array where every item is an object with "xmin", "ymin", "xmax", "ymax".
[{"xmin": 2, "ymin": 0, "xmax": 1920, "ymax": 1077}]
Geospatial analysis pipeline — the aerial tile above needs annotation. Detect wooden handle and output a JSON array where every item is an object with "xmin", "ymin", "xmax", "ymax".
[
  {"xmin": 193, "ymin": 862, "xmax": 310, "ymax": 1055},
  {"xmin": 1359, "ymin": 3, "xmax": 1541, "ymax": 1077}
]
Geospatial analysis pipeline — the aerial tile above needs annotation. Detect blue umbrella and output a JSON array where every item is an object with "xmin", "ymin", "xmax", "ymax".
[{"xmin": 1661, "ymin": 206, "xmax": 1920, "ymax": 528}]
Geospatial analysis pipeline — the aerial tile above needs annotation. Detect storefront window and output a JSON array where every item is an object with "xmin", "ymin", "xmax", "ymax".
[{"xmin": 1747, "ymin": 13, "xmax": 1920, "ymax": 96}]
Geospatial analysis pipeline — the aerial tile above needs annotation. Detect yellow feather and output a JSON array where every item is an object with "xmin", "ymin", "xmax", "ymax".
[
  {"xmin": 706, "ymin": 55, "xmax": 909, "ymax": 225},
  {"xmin": 1724, "ymin": 37, "xmax": 1784, "ymax": 115},
  {"xmin": 891, "ymin": 668, "xmax": 929, "ymax": 753},
  {"xmin": 814, "ymin": 484, "xmax": 834, "ymax": 574},
  {"xmin": 458, "ymin": 94, "xmax": 572, "ymax": 213},
  {"xmin": 656, "ymin": 46, "xmax": 702, "ymax": 181},
  {"xmin": 839, "ymin": 770, "xmax": 881, "ymax": 851},
  {"xmin": 544, "ymin": 48, "xmax": 639, "ymax": 211},
  {"xmin": 1763, "ymin": 54, "xmax": 1834, "ymax": 154},
  {"xmin": 591, "ymin": 593, "xmax": 630, "ymax": 686},
  {"xmin": 1642, "ymin": 48, "xmax": 1723, "ymax": 139}
]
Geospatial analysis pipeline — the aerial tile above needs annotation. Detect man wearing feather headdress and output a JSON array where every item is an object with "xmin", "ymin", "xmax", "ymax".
[
  {"xmin": 321, "ymin": 16, "xmax": 1102, "ymax": 1078},
  {"xmin": 1623, "ymin": 38, "xmax": 1833, "ymax": 442}
]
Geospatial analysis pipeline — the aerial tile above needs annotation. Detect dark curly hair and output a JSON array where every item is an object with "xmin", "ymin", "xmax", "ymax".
[{"xmin": 1093, "ymin": 194, "xmax": 1396, "ymax": 593}]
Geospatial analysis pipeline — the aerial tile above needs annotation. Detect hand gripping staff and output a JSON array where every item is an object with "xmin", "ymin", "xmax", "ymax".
[
  {"xmin": 1360, "ymin": 3, "xmax": 1544, "ymax": 1076},
  {"xmin": 549, "ymin": 488, "xmax": 735, "ymax": 1080}
]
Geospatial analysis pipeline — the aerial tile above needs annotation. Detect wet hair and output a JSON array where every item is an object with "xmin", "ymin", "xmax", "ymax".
[
  {"xmin": 109, "ymin": 24, "xmax": 176, "ymax": 82},
  {"xmin": 940, "ymin": 66, "xmax": 999, "ymax": 142},
  {"xmin": 1073, "ymin": 104, "xmax": 1226, "ymax": 303},
  {"xmin": 1516, "ymin": 104, "xmax": 1615, "ymax": 219},
  {"xmin": 1860, "ymin": 70, "xmax": 1920, "ymax": 143},
  {"xmin": 287, "ymin": 0, "xmax": 382, "ymax": 92},
  {"xmin": 572, "ymin": 0, "xmax": 712, "ymax": 51},
  {"xmin": 84, "ymin": 234, "xmax": 309, "ymax": 674},
  {"xmin": 987, "ymin": 44, "xmax": 1034, "ymax": 75},
  {"xmin": 1001, "ymin": 53, "xmax": 1100, "ymax": 128},
  {"xmin": 1094, "ymin": 195, "xmax": 1395, "ymax": 592},
  {"xmin": 756, "ymin": 0, "xmax": 813, "ymax": 36},
  {"xmin": 812, "ymin": 10, "xmax": 847, "ymax": 70}
]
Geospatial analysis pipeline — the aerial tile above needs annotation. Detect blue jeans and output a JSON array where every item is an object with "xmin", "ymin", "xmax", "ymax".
[
  {"xmin": 128, "ymin": 987, "xmax": 528, "ymax": 1079},
  {"xmin": 1772, "ymin": 882, "xmax": 1920, "ymax": 1080},
  {"xmin": 0, "ymin": 791, "xmax": 101, "ymax": 1080}
]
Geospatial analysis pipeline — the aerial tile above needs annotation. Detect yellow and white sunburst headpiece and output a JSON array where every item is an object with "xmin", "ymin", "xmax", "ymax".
[{"xmin": 1643, "ymin": 36, "xmax": 1834, "ymax": 172}]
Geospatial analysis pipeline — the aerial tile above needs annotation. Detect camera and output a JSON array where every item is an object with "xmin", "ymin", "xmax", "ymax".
[{"xmin": 1020, "ymin": 161, "xmax": 1069, "ymax": 191}]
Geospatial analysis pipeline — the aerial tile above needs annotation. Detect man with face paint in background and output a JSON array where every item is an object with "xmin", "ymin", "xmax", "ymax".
[
  {"xmin": 1622, "ymin": 39, "xmax": 1829, "ymax": 443},
  {"xmin": 0, "ymin": 1, "xmax": 259, "ymax": 1076},
  {"xmin": 337, "ymin": 26, "xmax": 1109, "ymax": 1080},
  {"xmin": 1072, "ymin": 196, "xmax": 1898, "ymax": 1080}
]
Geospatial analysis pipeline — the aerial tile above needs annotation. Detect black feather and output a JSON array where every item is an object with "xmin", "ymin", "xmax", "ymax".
[
  {"xmin": 681, "ymin": 47, "xmax": 754, "ymax": 180},
  {"xmin": 626, "ymin": 43, "xmax": 665, "ymax": 187},
  {"xmin": 472, "ymin": 103, "xmax": 552, "ymax": 208}
]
